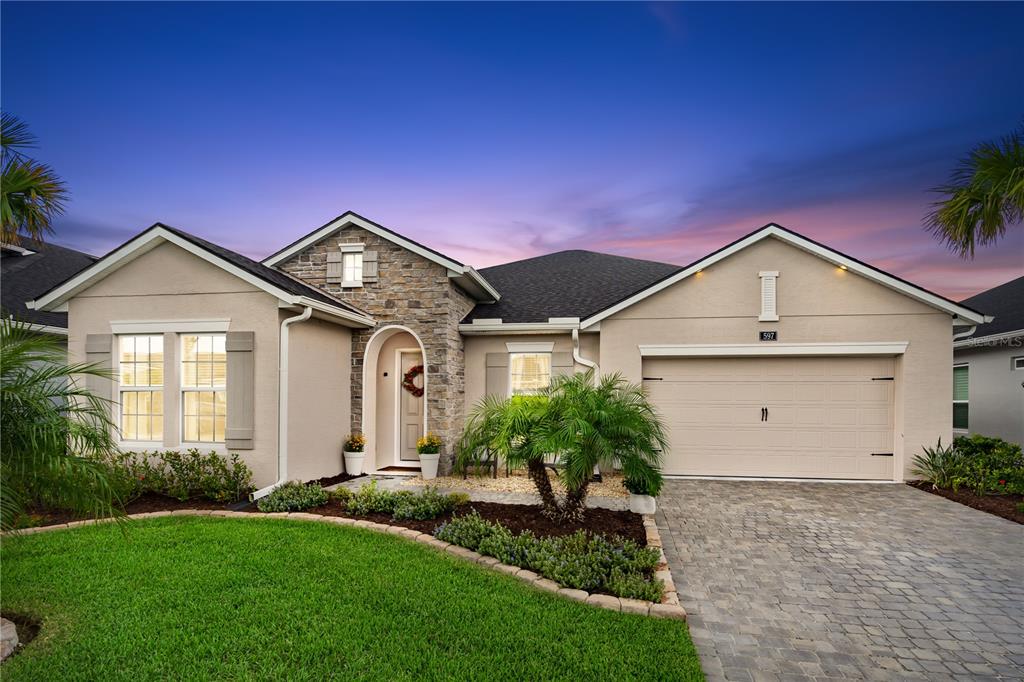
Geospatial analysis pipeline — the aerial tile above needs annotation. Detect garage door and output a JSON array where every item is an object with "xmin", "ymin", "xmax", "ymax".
[{"xmin": 643, "ymin": 356, "xmax": 894, "ymax": 480}]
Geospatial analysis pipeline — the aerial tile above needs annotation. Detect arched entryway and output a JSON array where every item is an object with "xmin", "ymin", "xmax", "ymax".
[{"xmin": 361, "ymin": 325, "xmax": 427, "ymax": 472}]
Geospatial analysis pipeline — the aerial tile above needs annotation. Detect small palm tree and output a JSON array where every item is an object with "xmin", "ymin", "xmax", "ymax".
[
  {"xmin": 458, "ymin": 370, "xmax": 667, "ymax": 523},
  {"xmin": 1, "ymin": 319, "xmax": 120, "ymax": 530},
  {"xmin": 926, "ymin": 126, "xmax": 1024, "ymax": 257},
  {"xmin": 1, "ymin": 112, "xmax": 69, "ymax": 244}
]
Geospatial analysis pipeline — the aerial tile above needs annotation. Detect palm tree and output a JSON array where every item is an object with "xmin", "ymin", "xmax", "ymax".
[
  {"xmin": 457, "ymin": 370, "xmax": 667, "ymax": 523},
  {"xmin": 1, "ymin": 112, "xmax": 69, "ymax": 244},
  {"xmin": 1, "ymin": 318, "xmax": 120, "ymax": 530},
  {"xmin": 926, "ymin": 126, "xmax": 1024, "ymax": 257}
]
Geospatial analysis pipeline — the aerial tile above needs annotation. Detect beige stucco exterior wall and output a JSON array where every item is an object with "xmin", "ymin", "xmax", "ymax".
[
  {"xmin": 598, "ymin": 237, "xmax": 953, "ymax": 480},
  {"xmin": 286, "ymin": 317, "xmax": 351, "ymax": 483},
  {"xmin": 66, "ymin": 241, "xmax": 283, "ymax": 487},
  {"xmin": 462, "ymin": 332, "xmax": 602, "ymax": 411}
]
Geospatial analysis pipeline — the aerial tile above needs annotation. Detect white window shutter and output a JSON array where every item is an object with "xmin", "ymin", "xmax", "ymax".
[{"xmin": 759, "ymin": 271, "xmax": 779, "ymax": 321}]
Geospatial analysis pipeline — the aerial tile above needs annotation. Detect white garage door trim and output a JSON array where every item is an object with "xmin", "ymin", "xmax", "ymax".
[{"xmin": 639, "ymin": 342, "xmax": 909, "ymax": 357}]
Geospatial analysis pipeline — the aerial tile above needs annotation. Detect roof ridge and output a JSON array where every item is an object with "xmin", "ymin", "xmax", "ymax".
[{"xmin": 480, "ymin": 248, "xmax": 681, "ymax": 272}]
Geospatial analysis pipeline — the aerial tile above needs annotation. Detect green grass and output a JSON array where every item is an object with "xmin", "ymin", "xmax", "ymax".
[{"xmin": 1, "ymin": 517, "xmax": 702, "ymax": 681}]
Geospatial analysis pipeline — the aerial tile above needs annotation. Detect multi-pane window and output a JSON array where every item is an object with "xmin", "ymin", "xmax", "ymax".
[
  {"xmin": 181, "ymin": 334, "xmax": 227, "ymax": 443},
  {"xmin": 953, "ymin": 364, "xmax": 969, "ymax": 430},
  {"xmin": 119, "ymin": 335, "xmax": 164, "ymax": 441},
  {"xmin": 342, "ymin": 252, "xmax": 363, "ymax": 284},
  {"xmin": 509, "ymin": 353, "xmax": 551, "ymax": 396}
]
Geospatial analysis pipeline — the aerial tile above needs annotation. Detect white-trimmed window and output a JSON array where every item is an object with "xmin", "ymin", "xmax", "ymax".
[
  {"xmin": 953, "ymin": 364, "xmax": 969, "ymax": 431},
  {"xmin": 509, "ymin": 353, "xmax": 551, "ymax": 396},
  {"xmin": 181, "ymin": 334, "xmax": 227, "ymax": 443},
  {"xmin": 758, "ymin": 271, "xmax": 779, "ymax": 321},
  {"xmin": 1012, "ymin": 356, "xmax": 1024, "ymax": 371},
  {"xmin": 342, "ymin": 252, "xmax": 363, "ymax": 286},
  {"xmin": 118, "ymin": 335, "xmax": 164, "ymax": 441}
]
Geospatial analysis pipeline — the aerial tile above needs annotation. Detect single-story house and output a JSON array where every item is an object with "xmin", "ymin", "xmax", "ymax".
[
  {"xmin": 28, "ymin": 212, "xmax": 990, "ymax": 495},
  {"xmin": 952, "ymin": 276, "xmax": 1024, "ymax": 445}
]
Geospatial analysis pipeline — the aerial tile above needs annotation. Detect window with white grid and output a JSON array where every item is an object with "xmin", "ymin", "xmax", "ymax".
[
  {"xmin": 181, "ymin": 334, "xmax": 227, "ymax": 443},
  {"xmin": 118, "ymin": 335, "xmax": 164, "ymax": 441}
]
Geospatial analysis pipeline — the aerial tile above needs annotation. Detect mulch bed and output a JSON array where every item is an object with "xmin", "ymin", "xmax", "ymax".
[
  {"xmin": 306, "ymin": 472, "xmax": 365, "ymax": 488},
  {"xmin": 307, "ymin": 499, "xmax": 648, "ymax": 545},
  {"xmin": 17, "ymin": 493, "xmax": 255, "ymax": 529},
  {"xmin": 908, "ymin": 481, "xmax": 1024, "ymax": 525},
  {"xmin": 16, "ymin": 494, "xmax": 646, "ymax": 545}
]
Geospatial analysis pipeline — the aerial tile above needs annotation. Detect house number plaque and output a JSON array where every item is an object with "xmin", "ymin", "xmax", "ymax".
[{"xmin": 759, "ymin": 330, "xmax": 778, "ymax": 342}]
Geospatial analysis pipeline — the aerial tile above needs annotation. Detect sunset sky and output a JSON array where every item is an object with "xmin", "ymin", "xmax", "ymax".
[{"xmin": 3, "ymin": 2, "xmax": 1021, "ymax": 300}]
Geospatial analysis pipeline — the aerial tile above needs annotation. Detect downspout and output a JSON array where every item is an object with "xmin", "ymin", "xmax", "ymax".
[
  {"xmin": 251, "ymin": 306, "xmax": 313, "ymax": 501},
  {"xmin": 572, "ymin": 327, "xmax": 599, "ymax": 374},
  {"xmin": 953, "ymin": 325, "xmax": 977, "ymax": 342}
]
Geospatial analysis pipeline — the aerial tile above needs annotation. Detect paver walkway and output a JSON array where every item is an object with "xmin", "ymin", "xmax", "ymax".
[{"xmin": 658, "ymin": 480, "xmax": 1024, "ymax": 681}]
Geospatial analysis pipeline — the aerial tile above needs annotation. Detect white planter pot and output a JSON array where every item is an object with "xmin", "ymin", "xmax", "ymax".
[
  {"xmin": 629, "ymin": 493, "xmax": 657, "ymax": 515},
  {"xmin": 419, "ymin": 453, "xmax": 441, "ymax": 480},
  {"xmin": 343, "ymin": 451, "xmax": 365, "ymax": 476}
]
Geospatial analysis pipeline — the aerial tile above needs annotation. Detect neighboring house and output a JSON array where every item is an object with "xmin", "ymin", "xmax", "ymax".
[
  {"xmin": 953, "ymin": 276, "xmax": 1024, "ymax": 445},
  {"xmin": 28, "ymin": 212, "xmax": 989, "ymax": 495},
  {"xmin": 2, "ymin": 238, "xmax": 96, "ymax": 338}
]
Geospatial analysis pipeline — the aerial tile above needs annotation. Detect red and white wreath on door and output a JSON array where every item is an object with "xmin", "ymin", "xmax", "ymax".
[{"xmin": 402, "ymin": 364, "xmax": 425, "ymax": 398}]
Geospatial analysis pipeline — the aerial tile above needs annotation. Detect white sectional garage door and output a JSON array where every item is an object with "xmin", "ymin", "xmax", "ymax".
[{"xmin": 643, "ymin": 356, "xmax": 895, "ymax": 480}]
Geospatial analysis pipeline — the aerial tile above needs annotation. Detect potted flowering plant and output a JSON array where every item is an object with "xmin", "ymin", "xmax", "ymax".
[
  {"xmin": 417, "ymin": 432, "xmax": 443, "ymax": 480},
  {"xmin": 343, "ymin": 433, "xmax": 366, "ymax": 476},
  {"xmin": 623, "ymin": 474, "xmax": 663, "ymax": 515}
]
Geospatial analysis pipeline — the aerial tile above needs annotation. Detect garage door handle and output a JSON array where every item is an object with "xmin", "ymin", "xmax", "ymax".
[{"xmin": 761, "ymin": 407, "xmax": 768, "ymax": 422}]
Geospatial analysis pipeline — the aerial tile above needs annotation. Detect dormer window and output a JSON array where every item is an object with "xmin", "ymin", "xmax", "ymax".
[{"xmin": 758, "ymin": 271, "xmax": 779, "ymax": 321}]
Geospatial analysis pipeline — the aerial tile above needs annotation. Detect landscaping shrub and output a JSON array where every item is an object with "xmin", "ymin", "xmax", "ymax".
[
  {"xmin": 913, "ymin": 435, "xmax": 1024, "ymax": 495},
  {"xmin": 393, "ymin": 487, "xmax": 468, "ymax": 520},
  {"xmin": 344, "ymin": 481, "xmax": 466, "ymax": 520},
  {"xmin": 435, "ymin": 511, "xmax": 663, "ymax": 601},
  {"xmin": 99, "ymin": 449, "xmax": 253, "ymax": 503},
  {"xmin": 623, "ymin": 475, "xmax": 663, "ymax": 497},
  {"xmin": 256, "ymin": 481, "xmax": 328, "ymax": 513}
]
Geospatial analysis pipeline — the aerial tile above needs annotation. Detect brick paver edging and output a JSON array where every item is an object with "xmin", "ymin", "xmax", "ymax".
[{"xmin": 4, "ymin": 509, "xmax": 686, "ymax": 621}]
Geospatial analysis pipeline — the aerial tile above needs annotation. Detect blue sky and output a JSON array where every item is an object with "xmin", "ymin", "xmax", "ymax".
[{"xmin": 3, "ymin": 1, "xmax": 1022, "ymax": 298}]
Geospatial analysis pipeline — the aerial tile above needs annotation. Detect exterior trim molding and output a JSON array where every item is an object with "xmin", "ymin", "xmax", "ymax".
[
  {"xmin": 505, "ymin": 341, "xmax": 555, "ymax": 353},
  {"xmin": 260, "ymin": 212, "xmax": 500, "ymax": 303},
  {"xmin": 638, "ymin": 342, "xmax": 910, "ymax": 357},
  {"xmin": 580, "ymin": 224, "xmax": 990, "ymax": 328},
  {"xmin": 954, "ymin": 328, "xmax": 1024, "ymax": 349},
  {"xmin": 459, "ymin": 322, "xmax": 583, "ymax": 335},
  {"xmin": 110, "ymin": 319, "xmax": 231, "ymax": 334}
]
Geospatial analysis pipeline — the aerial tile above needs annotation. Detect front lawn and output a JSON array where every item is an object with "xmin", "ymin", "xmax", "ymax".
[{"xmin": 1, "ymin": 517, "xmax": 702, "ymax": 681}]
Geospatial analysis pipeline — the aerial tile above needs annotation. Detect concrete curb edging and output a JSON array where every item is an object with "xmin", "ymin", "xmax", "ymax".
[{"xmin": 3, "ymin": 509, "xmax": 685, "ymax": 621}]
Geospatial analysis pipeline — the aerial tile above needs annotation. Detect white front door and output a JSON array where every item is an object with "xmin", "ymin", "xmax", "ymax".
[
  {"xmin": 643, "ymin": 356, "xmax": 895, "ymax": 480},
  {"xmin": 398, "ymin": 350, "xmax": 424, "ymax": 463}
]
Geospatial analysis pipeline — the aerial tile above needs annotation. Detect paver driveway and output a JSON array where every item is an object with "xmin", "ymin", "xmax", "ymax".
[{"xmin": 657, "ymin": 481, "xmax": 1024, "ymax": 681}]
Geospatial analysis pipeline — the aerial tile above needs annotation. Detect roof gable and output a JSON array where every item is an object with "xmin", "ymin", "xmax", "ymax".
[
  {"xmin": 28, "ymin": 224, "xmax": 374, "ymax": 327},
  {"xmin": 579, "ymin": 224, "xmax": 989, "ymax": 328},
  {"xmin": 261, "ymin": 211, "xmax": 499, "ymax": 302}
]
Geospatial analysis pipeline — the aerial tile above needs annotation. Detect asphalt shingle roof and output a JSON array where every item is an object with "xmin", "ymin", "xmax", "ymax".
[
  {"xmin": 463, "ymin": 250, "xmax": 682, "ymax": 324},
  {"xmin": 2, "ymin": 239, "xmax": 96, "ymax": 328},
  {"xmin": 959, "ymin": 275, "xmax": 1024, "ymax": 338}
]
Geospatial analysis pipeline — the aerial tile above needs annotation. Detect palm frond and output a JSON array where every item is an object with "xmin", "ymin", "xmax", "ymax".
[{"xmin": 926, "ymin": 126, "xmax": 1024, "ymax": 258}]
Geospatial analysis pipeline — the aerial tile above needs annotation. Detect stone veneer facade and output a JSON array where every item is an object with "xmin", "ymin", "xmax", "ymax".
[{"xmin": 278, "ymin": 224, "xmax": 476, "ymax": 473}]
